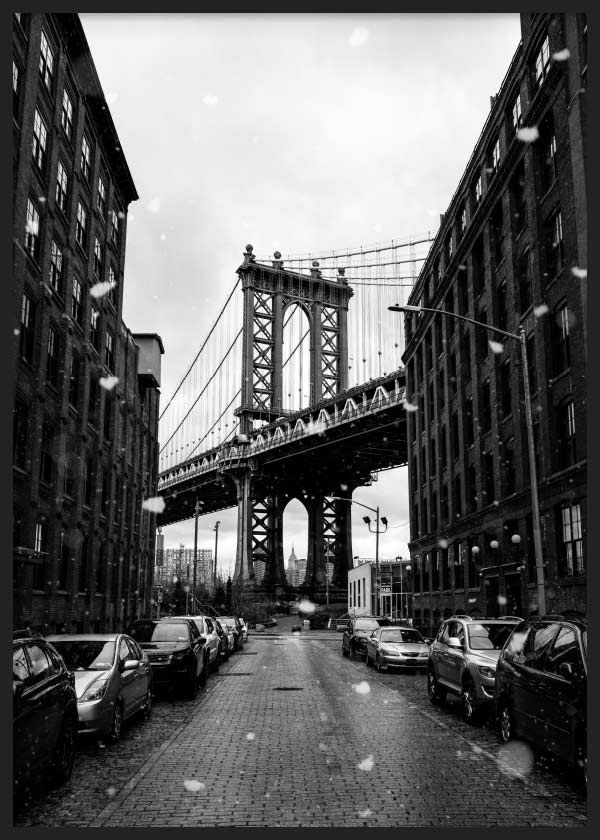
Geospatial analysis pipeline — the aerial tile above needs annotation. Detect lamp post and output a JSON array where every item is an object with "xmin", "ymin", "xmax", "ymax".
[
  {"xmin": 192, "ymin": 499, "xmax": 202, "ymax": 613},
  {"xmin": 331, "ymin": 497, "xmax": 388, "ymax": 615},
  {"xmin": 213, "ymin": 521, "xmax": 220, "ymax": 592},
  {"xmin": 389, "ymin": 303, "xmax": 546, "ymax": 616}
]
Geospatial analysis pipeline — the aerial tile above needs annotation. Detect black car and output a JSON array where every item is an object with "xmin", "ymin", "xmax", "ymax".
[
  {"xmin": 127, "ymin": 618, "xmax": 207, "ymax": 699},
  {"xmin": 13, "ymin": 632, "xmax": 78, "ymax": 803},
  {"xmin": 494, "ymin": 614, "xmax": 587, "ymax": 785},
  {"xmin": 342, "ymin": 616, "xmax": 391, "ymax": 658}
]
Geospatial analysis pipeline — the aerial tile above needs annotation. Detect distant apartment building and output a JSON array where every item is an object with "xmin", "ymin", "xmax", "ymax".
[
  {"xmin": 401, "ymin": 13, "xmax": 587, "ymax": 634},
  {"xmin": 12, "ymin": 13, "xmax": 164, "ymax": 632},
  {"xmin": 154, "ymin": 543, "xmax": 214, "ymax": 591},
  {"xmin": 348, "ymin": 559, "xmax": 412, "ymax": 618}
]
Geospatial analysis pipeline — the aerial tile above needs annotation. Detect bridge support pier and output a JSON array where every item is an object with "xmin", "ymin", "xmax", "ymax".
[{"xmin": 231, "ymin": 468, "xmax": 255, "ymax": 583}]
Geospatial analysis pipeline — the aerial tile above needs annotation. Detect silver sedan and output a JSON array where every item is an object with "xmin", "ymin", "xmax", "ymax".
[
  {"xmin": 45, "ymin": 634, "xmax": 152, "ymax": 742},
  {"xmin": 365, "ymin": 626, "xmax": 430, "ymax": 672}
]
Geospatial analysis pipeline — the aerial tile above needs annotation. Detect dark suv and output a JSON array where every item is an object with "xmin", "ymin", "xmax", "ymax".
[
  {"xmin": 427, "ymin": 615, "xmax": 522, "ymax": 723},
  {"xmin": 127, "ymin": 618, "xmax": 206, "ymax": 699},
  {"xmin": 13, "ymin": 632, "xmax": 78, "ymax": 802},
  {"xmin": 494, "ymin": 614, "xmax": 587, "ymax": 785},
  {"xmin": 342, "ymin": 616, "xmax": 390, "ymax": 659}
]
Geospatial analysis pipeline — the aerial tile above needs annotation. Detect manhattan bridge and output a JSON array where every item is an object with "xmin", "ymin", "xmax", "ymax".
[{"xmin": 157, "ymin": 234, "xmax": 434, "ymax": 595}]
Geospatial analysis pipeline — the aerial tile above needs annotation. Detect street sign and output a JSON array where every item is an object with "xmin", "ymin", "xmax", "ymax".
[{"xmin": 381, "ymin": 585, "xmax": 391, "ymax": 593}]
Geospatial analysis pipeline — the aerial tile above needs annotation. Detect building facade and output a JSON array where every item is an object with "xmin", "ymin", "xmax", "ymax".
[
  {"xmin": 12, "ymin": 13, "xmax": 163, "ymax": 633},
  {"xmin": 348, "ymin": 559, "xmax": 412, "ymax": 618},
  {"xmin": 401, "ymin": 13, "xmax": 587, "ymax": 635},
  {"xmin": 154, "ymin": 544, "xmax": 214, "ymax": 591}
]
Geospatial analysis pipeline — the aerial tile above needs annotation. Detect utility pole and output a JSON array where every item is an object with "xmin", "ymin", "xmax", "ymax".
[
  {"xmin": 213, "ymin": 521, "xmax": 220, "ymax": 591},
  {"xmin": 192, "ymin": 499, "xmax": 201, "ymax": 613}
]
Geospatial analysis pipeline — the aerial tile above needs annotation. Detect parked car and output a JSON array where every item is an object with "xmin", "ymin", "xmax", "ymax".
[
  {"xmin": 219, "ymin": 616, "xmax": 245, "ymax": 651},
  {"xmin": 365, "ymin": 625, "xmax": 429, "ymax": 671},
  {"xmin": 237, "ymin": 617, "xmax": 248, "ymax": 642},
  {"xmin": 215, "ymin": 617, "xmax": 234, "ymax": 657},
  {"xmin": 46, "ymin": 633, "xmax": 152, "ymax": 742},
  {"xmin": 170, "ymin": 615, "xmax": 221, "ymax": 672},
  {"xmin": 342, "ymin": 616, "xmax": 391, "ymax": 659},
  {"xmin": 13, "ymin": 632, "xmax": 78, "ymax": 802},
  {"xmin": 427, "ymin": 615, "xmax": 522, "ymax": 723},
  {"xmin": 494, "ymin": 614, "xmax": 587, "ymax": 785},
  {"xmin": 127, "ymin": 618, "xmax": 207, "ymax": 698},
  {"xmin": 213, "ymin": 618, "xmax": 231, "ymax": 660}
]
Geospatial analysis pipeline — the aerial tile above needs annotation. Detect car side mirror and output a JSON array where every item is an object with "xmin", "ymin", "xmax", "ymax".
[
  {"xmin": 198, "ymin": 636, "xmax": 207, "ymax": 645},
  {"xmin": 448, "ymin": 637, "xmax": 462, "ymax": 649},
  {"xmin": 123, "ymin": 659, "xmax": 139, "ymax": 670}
]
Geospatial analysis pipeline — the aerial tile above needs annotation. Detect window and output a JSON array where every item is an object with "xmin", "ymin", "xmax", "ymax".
[
  {"xmin": 458, "ymin": 203, "xmax": 467, "ymax": 240},
  {"xmin": 500, "ymin": 360, "xmax": 511, "ymax": 417},
  {"xmin": 438, "ymin": 369, "xmax": 445, "ymax": 408},
  {"xmin": 445, "ymin": 287, "xmax": 454, "ymax": 315},
  {"xmin": 80, "ymin": 134, "xmax": 92, "ymax": 181},
  {"xmin": 454, "ymin": 474, "xmax": 462, "ymax": 518},
  {"xmin": 503, "ymin": 437, "xmax": 515, "ymax": 494},
  {"xmin": 76, "ymin": 202, "xmax": 87, "ymax": 249},
  {"xmin": 466, "ymin": 536, "xmax": 478, "ymax": 585},
  {"xmin": 422, "ymin": 552, "xmax": 430, "ymax": 592},
  {"xmin": 55, "ymin": 160, "xmax": 68, "ymax": 213},
  {"xmin": 57, "ymin": 530, "xmax": 68, "ymax": 589},
  {"xmin": 71, "ymin": 276, "xmax": 83, "ymax": 325},
  {"xmin": 511, "ymin": 91, "xmax": 522, "ymax": 132},
  {"xmin": 472, "ymin": 235, "xmax": 485, "ymax": 297},
  {"xmin": 553, "ymin": 304, "xmax": 571, "ymax": 374},
  {"xmin": 49, "ymin": 240, "xmax": 63, "ymax": 295},
  {"xmin": 482, "ymin": 450, "xmax": 495, "ymax": 503},
  {"xmin": 481, "ymin": 379, "xmax": 491, "ymax": 433},
  {"xmin": 490, "ymin": 201, "xmax": 504, "ymax": 266},
  {"xmin": 90, "ymin": 306, "xmax": 100, "ymax": 351},
  {"xmin": 510, "ymin": 163, "xmax": 527, "ymax": 235},
  {"xmin": 557, "ymin": 399, "xmax": 577, "ymax": 468},
  {"xmin": 88, "ymin": 377, "xmax": 99, "ymax": 427},
  {"xmin": 432, "ymin": 256, "xmax": 440, "ymax": 287},
  {"xmin": 440, "ymin": 424, "xmax": 447, "ymax": 466},
  {"xmin": 434, "ymin": 315, "xmax": 443, "ymax": 358},
  {"xmin": 464, "ymin": 397, "xmax": 474, "ymax": 447},
  {"xmin": 97, "ymin": 176, "xmax": 107, "ymax": 217},
  {"xmin": 46, "ymin": 325, "xmax": 59, "ymax": 387},
  {"xmin": 477, "ymin": 308, "xmax": 488, "ymax": 361},
  {"xmin": 444, "ymin": 232, "xmax": 453, "ymax": 266},
  {"xmin": 441, "ymin": 545, "xmax": 450, "ymax": 590},
  {"xmin": 545, "ymin": 210, "xmax": 564, "ymax": 279},
  {"xmin": 453, "ymin": 541, "xmax": 464, "ymax": 589},
  {"xmin": 84, "ymin": 458, "xmax": 94, "ymax": 506},
  {"xmin": 93, "ymin": 237, "xmax": 103, "ymax": 277},
  {"xmin": 489, "ymin": 136, "xmax": 500, "ymax": 176},
  {"xmin": 39, "ymin": 428, "xmax": 52, "ymax": 483},
  {"xmin": 421, "ymin": 497, "xmax": 428, "ymax": 534},
  {"xmin": 39, "ymin": 30, "xmax": 55, "ymax": 93},
  {"xmin": 518, "ymin": 250, "xmax": 532, "ymax": 312},
  {"xmin": 448, "ymin": 350, "xmax": 457, "ymax": 394},
  {"xmin": 111, "ymin": 209, "xmax": 120, "ymax": 245},
  {"xmin": 461, "ymin": 331, "xmax": 471, "ymax": 382},
  {"xmin": 19, "ymin": 293, "xmax": 35, "ymax": 362},
  {"xmin": 540, "ymin": 125, "xmax": 557, "ymax": 194},
  {"xmin": 431, "ymin": 548, "xmax": 439, "ymax": 589},
  {"xmin": 13, "ymin": 59, "xmax": 20, "ymax": 120},
  {"xmin": 25, "ymin": 198, "xmax": 40, "ymax": 261},
  {"xmin": 441, "ymin": 482, "xmax": 449, "ymax": 523},
  {"xmin": 79, "ymin": 534, "xmax": 89, "ymax": 590},
  {"xmin": 105, "ymin": 331, "xmax": 115, "ymax": 371},
  {"xmin": 496, "ymin": 283, "xmax": 508, "ymax": 332},
  {"xmin": 69, "ymin": 350, "xmax": 81, "ymax": 407},
  {"xmin": 472, "ymin": 173, "xmax": 482, "ymax": 208},
  {"xmin": 557, "ymin": 502, "xmax": 584, "ymax": 576},
  {"xmin": 458, "ymin": 275, "xmax": 469, "ymax": 316},
  {"xmin": 61, "ymin": 88, "xmax": 73, "ymax": 141},
  {"xmin": 425, "ymin": 329, "xmax": 433, "ymax": 371},
  {"xmin": 534, "ymin": 35, "xmax": 551, "ymax": 89},
  {"xmin": 544, "ymin": 627, "xmax": 584, "ymax": 677},
  {"xmin": 103, "ymin": 394, "xmax": 113, "ymax": 440},
  {"xmin": 107, "ymin": 265, "xmax": 117, "ymax": 307}
]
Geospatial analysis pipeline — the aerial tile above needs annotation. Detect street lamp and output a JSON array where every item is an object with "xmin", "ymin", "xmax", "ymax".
[
  {"xmin": 192, "ymin": 499, "xmax": 202, "ymax": 613},
  {"xmin": 389, "ymin": 303, "xmax": 546, "ymax": 616},
  {"xmin": 331, "ymin": 497, "xmax": 388, "ymax": 615}
]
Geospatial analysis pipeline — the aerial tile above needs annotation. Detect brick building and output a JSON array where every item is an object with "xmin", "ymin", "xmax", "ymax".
[
  {"xmin": 12, "ymin": 13, "xmax": 164, "ymax": 632},
  {"xmin": 400, "ymin": 13, "xmax": 587, "ymax": 634}
]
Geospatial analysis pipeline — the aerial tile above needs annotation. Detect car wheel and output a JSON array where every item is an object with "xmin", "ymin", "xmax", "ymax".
[
  {"xmin": 142, "ymin": 686, "xmax": 152, "ymax": 720},
  {"xmin": 187, "ymin": 666, "xmax": 198, "ymax": 700},
  {"xmin": 461, "ymin": 680, "xmax": 479, "ymax": 724},
  {"xmin": 109, "ymin": 702, "xmax": 123, "ymax": 743},
  {"xmin": 342, "ymin": 646, "xmax": 349, "ymax": 658},
  {"xmin": 427, "ymin": 668, "xmax": 445, "ymax": 706},
  {"xmin": 50, "ymin": 712, "xmax": 77, "ymax": 784},
  {"xmin": 498, "ymin": 699, "xmax": 513, "ymax": 743},
  {"xmin": 376, "ymin": 655, "xmax": 386, "ymax": 672},
  {"xmin": 213, "ymin": 651, "xmax": 221, "ymax": 672}
]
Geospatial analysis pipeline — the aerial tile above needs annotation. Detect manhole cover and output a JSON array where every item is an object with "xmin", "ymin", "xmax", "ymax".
[
  {"xmin": 219, "ymin": 672, "xmax": 253, "ymax": 676},
  {"xmin": 273, "ymin": 687, "xmax": 304, "ymax": 691},
  {"xmin": 240, "ymin": 651, "xmax": 258, "ymax": 655}
]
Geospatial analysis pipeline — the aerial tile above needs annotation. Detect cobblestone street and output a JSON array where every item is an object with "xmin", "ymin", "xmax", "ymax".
[{"xmin": 14, "ymin": 624, "xmax": 587, "ymax": 828}]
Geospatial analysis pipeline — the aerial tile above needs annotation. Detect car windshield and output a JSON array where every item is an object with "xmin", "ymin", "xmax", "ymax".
[
  {"xmin": 355, "ymin": 618, "xmax": 388, "ymax": 631},
  {"xmin": 51, "ymin": 640, "xmax": 116, "ymax": 671},
  {"xmin": 380, "ymin": 629, "xmax": 424, "ymax": 643},
  {"xmin": 220, "ymin": 618, "xmax": 236, "ymax": 628},
  {"xmin": 467, "ymin": 623, "xmax": 516, "ymax": 651},
  {"xmin": 130, "ymin": 623, "xmax": 189, "ymax": 643}
]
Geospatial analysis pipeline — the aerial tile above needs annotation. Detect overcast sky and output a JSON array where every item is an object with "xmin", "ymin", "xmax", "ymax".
[{"xmin": 80, "ymin": 12, "xmax": 522, "ymax": 577}]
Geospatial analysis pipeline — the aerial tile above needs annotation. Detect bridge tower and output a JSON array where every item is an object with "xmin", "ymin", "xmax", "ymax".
[{"xmin": 232, "ymin": 245, "xmax": 355, "ymax": 595}]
